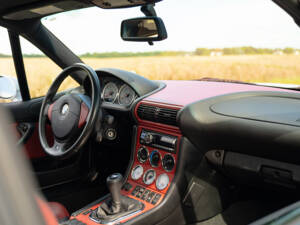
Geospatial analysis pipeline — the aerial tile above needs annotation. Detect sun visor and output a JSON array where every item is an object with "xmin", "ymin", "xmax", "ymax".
[
  {"xmin": 90, "ymin": 0, "xmax": 162, "ymax": 9},
  {"xmin": 3, "ymin": 1, "xmax": 92, "ymax": 20},
  {"xmin": 2, "ymin": 0, "xmax": 162, "ymax": 20}
]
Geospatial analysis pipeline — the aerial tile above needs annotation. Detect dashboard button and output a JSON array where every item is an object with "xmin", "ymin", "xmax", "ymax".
[
  {"xmin": 141, "ymin": 190, "xmax": 150, "ymax": 200},
  {"xmin": 151, "ymin": 194, "xmax": 161, "ymax": 205},
  {"xmin": 146, "ymin": 192, "xmax": 155, "ymax": 202},
  {"xmin": 131, "ymin": 186, "xmax": 140, "ymax": 196},
  {"xmin": 122, "ymin": 182, "xmax": 132, "ymax": 191}
]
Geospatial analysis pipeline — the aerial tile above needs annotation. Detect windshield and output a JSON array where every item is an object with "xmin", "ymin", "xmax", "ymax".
[{"xmin": 40, "ymin": 0, "xmax": 300, "ymax": 85}]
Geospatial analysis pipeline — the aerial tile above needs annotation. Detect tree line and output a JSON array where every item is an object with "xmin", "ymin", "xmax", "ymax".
[
  {"xmin": 80, "ymin": 51, "xmax": 186, "ymax": 58},
  {"xmin": 195, "ymin": 47, "xmax": 298, "ymax": 56},
  {"xmin": 0, "ymin": 51, "xmax": 187, "ymax": 58},
  {"xmin": 0, "ymin": 47, "xmax": 298, "ymax": 58}
]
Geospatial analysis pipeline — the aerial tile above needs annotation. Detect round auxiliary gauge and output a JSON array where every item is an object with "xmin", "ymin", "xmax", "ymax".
[
  {"xmin": 156, "ymin": 173, "xmax": 170, "ymax": 191},
  {"xmin": 137, "ymin": 147, "xmax": 149, "ymax": 163},
  {"xmin": 131, "ymin": 165, "xmax": 144, "ymax": 180},
  {"xmin": 162, "ymin": 154, "xmax": 175, "ymax": 172},
  {"xmin": 143, "ymin": 169, "xmax": 156, "ymax": 185},
  {"xmin": 118, "ymin": 84, "xmax": 135, "ymax": 106},
  {"xmin": 102, "ymin": 82, "xmax": 118, "ymax": 103},
  {"xmin": 150, "ymin": 150, "xmax": 161, "ymax": 168}
]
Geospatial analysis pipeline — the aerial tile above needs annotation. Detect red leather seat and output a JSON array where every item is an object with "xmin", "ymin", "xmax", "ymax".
[
  {"xmin": 36, "ymin": 198, "xmax": 59, "ymax": 225},
  {"xmin": 36, "ymin": 198, "xmax": 70, "ymax": 224},
  {"xmin": 36, "ymin": 197, "xmax": 70, "ymax": 225},
  {"xmin": 48, "ymin": 202, "xmax": 70, "ymax": 222}
]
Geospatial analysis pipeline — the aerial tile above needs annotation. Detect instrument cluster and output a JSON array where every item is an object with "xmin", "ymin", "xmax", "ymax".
[{"xmin": 101, "ymin": 77, "xmax": 137, "ymax": 107}]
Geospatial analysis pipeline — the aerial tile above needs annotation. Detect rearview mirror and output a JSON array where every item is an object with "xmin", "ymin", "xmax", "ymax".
[{"xmin": 121, "ymin": 17, "xmax": 167, "ymax": 42}]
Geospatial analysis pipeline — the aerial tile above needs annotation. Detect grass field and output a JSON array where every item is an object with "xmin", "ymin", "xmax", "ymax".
[{"xmin": 1, "ymin": 55, "xmax": 300, "ymax": 98}]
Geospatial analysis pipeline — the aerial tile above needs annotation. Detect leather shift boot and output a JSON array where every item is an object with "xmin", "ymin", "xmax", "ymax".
[{"xmin": 89, "ymin": 195, "xmax": 144, "ymax": 224}]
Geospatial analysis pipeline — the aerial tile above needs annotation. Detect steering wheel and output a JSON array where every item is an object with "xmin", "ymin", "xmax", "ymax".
[{"xmin": 39, "ymin": 63, "xmax": 101, "ymax": 158}]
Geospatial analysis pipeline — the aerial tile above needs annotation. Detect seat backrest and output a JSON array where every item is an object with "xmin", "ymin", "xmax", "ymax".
[{"xmin": 0, "ymin": 107, "xmax": 57, "ymax": 225}]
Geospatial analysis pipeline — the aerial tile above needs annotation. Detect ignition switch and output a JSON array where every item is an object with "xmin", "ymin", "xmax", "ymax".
[{"xmin": 105, "ymin": 128, "xmax": 117, "ymax": 140}]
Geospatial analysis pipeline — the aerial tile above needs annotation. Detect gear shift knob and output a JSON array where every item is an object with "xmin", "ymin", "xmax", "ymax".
[
  {"xmin": 95, "ymin": 173, "xmax": 143, "ymax": 223},
  {"xmin": 107, "ymin": 173, "xmax": 123, "ymax": 206}
]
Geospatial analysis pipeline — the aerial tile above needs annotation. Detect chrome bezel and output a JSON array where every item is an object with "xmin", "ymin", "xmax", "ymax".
[
  {"xmin": 162, "ymin": 154, "xmax": 176, "ymax": 172},
  {"xmin": 137, "ymin": 147, "xmax": 149, "ymax": 163},
  {"xmin": 118, "ymin": 84, "xmax": 136, "ymax": 106},
  {"xmin": 102, "ymin": 82, "xmax": 119, "ymax": 103},
  {"xmin": 149, "ymin": 150, "xmax": 162, "ymax": 168},
  {"xmin": 156, "ymin": 173, "xmax": 170, "ymax": 191},
  {"xmin": 131, "ymin": 165, "xmax": 144, "ymax": 180},
  {"xmin": 143, "ymin": 169, "xmax": 156, "ymax": 185}
]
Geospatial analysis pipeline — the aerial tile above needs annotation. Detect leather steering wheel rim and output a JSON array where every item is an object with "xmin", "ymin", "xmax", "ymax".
[{"xmin": 38, "ymin": 63, "xmax": 101, "ymax": 158}]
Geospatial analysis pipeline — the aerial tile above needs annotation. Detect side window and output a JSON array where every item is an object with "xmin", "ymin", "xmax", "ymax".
[
  {"xmin": 20, "ymin": 37, "xmax": 79, "ymax": 99},
  {"xmin": 0, "ymin": 27, "xmax": 21, "ymax": 103}
]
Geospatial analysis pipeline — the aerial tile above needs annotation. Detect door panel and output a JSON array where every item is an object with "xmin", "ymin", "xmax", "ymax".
[
  {"xmin": 4, "ymin": 97, "xmax": 82, "ymax": 189},
  {"xmin": 7, "ymin": 97, "xmax": 46, "ymax": 159},
  {"xmin": 12, "ymin": 122, "xmax": 53, "ymax": 159}
]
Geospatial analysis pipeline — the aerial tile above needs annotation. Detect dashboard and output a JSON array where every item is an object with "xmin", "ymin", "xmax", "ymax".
[{"xmin": 71, "ymin": 74, "xmax": 300, "ymax": 225}]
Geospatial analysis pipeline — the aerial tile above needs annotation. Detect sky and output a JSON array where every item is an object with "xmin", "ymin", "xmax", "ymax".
[{"xmin": 1, "ymin": 0, "xmax": 300, "ymax": 54}]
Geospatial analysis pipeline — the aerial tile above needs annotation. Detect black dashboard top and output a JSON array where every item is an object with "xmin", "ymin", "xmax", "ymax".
[
  {"xmin": 83, "ymin": 68, "xmax": 160, "ymax": 112},
  {"xmin": 178, "ymin": 91, "xmax": 300, "ymax": 164}
]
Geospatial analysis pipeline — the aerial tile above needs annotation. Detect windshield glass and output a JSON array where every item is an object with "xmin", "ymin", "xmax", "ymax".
[{"xmin": 40, "ymin": 0, "xmax": 300, "ymax": 85}]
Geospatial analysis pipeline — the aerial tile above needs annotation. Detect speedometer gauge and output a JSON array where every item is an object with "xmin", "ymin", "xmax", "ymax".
[
  {"xmin": 103, "ymin": 82, "xmax": 118, "ymax": 103},
  {"xmin": 118, "ymin": 85, "xmax": 135, "ymax": 106}
]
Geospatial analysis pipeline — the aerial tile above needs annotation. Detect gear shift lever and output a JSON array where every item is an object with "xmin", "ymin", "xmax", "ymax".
[
  {"xmin": 107, "ymin": 173, "xmax": 123, "ymax": 211},
  {"xmin": 93, "ymin": 173, "xmax": 143, "ymax": 224}
]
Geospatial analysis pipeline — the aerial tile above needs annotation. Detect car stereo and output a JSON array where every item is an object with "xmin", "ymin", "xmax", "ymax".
[{"xmin": 139, "ymin": 129, "xmax": 178, "ymax": 153}]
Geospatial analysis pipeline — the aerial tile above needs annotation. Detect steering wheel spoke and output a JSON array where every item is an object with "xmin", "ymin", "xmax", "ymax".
[{"xmin": 50, "ymin": 139, "xmax": 68, "ymax": 156}]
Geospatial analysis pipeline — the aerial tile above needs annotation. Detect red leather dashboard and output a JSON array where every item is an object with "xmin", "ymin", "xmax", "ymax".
[{"xmin": 145, "ymin": 80, "xmax": 297, "ymax": 107}]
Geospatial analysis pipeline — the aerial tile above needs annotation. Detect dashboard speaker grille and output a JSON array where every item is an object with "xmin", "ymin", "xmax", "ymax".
[{"xmin": 137, "ymin": 104, "xmax": 179, "ymax": 126}]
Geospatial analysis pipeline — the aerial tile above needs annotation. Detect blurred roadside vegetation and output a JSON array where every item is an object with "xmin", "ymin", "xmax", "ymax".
[
  {"xmin": 195, "ymin": 47, "xmax": 297, "ymax": 56},
  {"xmin": 0, "ymin": 47, "xmax": 298, "ymax": 58}
]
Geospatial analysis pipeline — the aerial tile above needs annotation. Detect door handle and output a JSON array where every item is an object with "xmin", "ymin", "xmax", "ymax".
[{"xmin": 16, "ymin": 122, "xmax": 35, "ymax": 146}]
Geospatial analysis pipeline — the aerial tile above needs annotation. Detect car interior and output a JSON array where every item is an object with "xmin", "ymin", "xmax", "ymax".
[{"xmin": 1, "ymin": 0, "xmax": 300, "ymax": 225}]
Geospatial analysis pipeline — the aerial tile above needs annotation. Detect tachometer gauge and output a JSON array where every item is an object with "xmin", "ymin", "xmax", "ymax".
[
  {"xmin": 102, "ymin": 82, "xmax": 118, "ymax": 103},
  {"xmin": 156, "ymin": 173, "xmax": 169, "ymax": 190},
  {"xmin": 118, "ymin": 84, "xmax": 135, "ymax": 106},
  {"xmin": 131, "ymin": 165, "xmax": 144, "ymax": 180},
  {"xmin": 143, "ymin": 169, "xmax": 156, "ymax": 185}
]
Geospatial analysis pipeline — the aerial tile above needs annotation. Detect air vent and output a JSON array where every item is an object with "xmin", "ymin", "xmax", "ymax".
[{"xmin": 137, "ymin": 104, "xmax": 179, "ymax": 126}]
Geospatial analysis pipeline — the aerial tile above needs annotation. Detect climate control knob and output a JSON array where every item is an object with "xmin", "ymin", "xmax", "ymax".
[
  {"xmin": 150, "ymin": 150, "xmax": 161, "ymax": 167},
  {"xmin": 137, "ymin": 147, "xmax": 149, "ymax": 163},
  {"xmin": 162, "ymin": 154, "xmax": 175, "ymax": 172}
]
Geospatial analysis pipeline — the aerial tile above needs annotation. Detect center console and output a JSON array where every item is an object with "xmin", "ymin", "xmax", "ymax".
[
  {"xmin": 69, "ymin": 102, "xmax": 182, "ymax": 225},
  {"xmin": 127, "ymin": 126, "xmax": 180, "ymax": 204}
]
